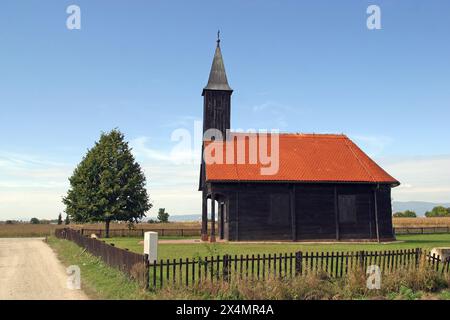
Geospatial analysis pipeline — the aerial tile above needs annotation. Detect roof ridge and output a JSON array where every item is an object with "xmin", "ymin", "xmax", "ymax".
[
  {"xmin": 343, "ymin": 137, "xmax": 376, "ymax": 183},
  {"xmin": 286, "ymin": 133, "xmax": 347, "ymax": 138},
  {"xmin": 226, "ymin": 132, "xmax": 347, "ymax": 138}
]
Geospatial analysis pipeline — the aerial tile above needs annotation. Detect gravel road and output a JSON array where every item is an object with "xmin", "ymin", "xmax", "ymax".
[{"xmin": 0, "ymin": 238, "xmax": 88, "ymax": 300}]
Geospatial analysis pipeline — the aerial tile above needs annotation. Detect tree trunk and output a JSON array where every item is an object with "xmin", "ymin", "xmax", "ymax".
[{"xmin": 105, "ymin": 220, "xmax": 110, "ymax": 238}]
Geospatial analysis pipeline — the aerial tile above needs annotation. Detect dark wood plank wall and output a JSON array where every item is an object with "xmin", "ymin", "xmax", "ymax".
[
  {"xmin": 238, "ymin": 190, "xmax": 292, "ymax": 241},
  {"xmin": 376, "ymin": 186, "xmax": 395, "ymax": 239},
  {"xmin": 336, "ymin": 185, "xmax": 375, "ymax": 240},
  {"xmin": 211, "ymin": 184, "xmax": 292, "ymax": 241},
  {"xmin": 295, "ymin": 185, "xmax": 336, "ymax": 240},
  {"xmin": 210, "ymin": 182, "xmax": 395, "ymax": 241}
]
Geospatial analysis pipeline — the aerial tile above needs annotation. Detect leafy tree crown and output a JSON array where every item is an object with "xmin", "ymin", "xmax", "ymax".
[{"xmin": 63, "ymin": 129, "xmax": 151, "ymax": 224}]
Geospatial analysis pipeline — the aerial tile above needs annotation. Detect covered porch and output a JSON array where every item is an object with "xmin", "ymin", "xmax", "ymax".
[{"xmin": 201, "ymin": 188, "xmax": 228, "ymax": 242}]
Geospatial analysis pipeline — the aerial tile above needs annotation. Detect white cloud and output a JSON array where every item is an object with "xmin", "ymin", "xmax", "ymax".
[
  {"xmin": 0, "ymin": 152, "xmax": 72, "ymax": 220},
  {"xmin": 131, "ymin": 137, "xmax": 174, "ymax": 162},
  {"xmin": 131, "ymin": 137, "xmax": 202, "ymax": 216},
  {"xmin": 0, "ymin": 187, "xmax": 67, "ymax": 221},
  {"xmin": 160, "ymin": 115, "xmax": 202, "ymax": 128},
  {"xmin": 0, "ymin": 152, "xmax": 72, "ymax": 189},
  {"xmin": 251, "ymin": 101, "xmax": 299, "ymax": 129},
  {"xmin": 378, "ymin": 155, "xmax": 450, "ymax": 203},
  {"xmin": 131, "ymin": 128, "xmax": 202, "ymax": 165},
  {"xmin": 351, "ymin": 135, "xmax": 393, "ymax": 157}
]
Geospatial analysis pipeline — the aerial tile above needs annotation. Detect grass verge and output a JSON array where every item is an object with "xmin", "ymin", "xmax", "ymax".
[{"xmin": 47, "ymin": 236, "xmax": 152, "ymax": 300}]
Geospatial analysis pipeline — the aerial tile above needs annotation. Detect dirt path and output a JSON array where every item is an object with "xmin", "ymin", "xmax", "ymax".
[{"xmin": 0, "ymin": 238, "xmax": 88, "ymax": 300}]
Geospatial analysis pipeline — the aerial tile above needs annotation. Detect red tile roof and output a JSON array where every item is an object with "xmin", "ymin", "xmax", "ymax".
[{"xmin": 204, "ymin": 133, "xmax": 399, "ymax": 186}]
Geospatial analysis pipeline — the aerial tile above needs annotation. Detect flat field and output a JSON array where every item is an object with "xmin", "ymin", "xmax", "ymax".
[
  {"xmin": 393, "ymin": 217, "xmax": 450, "ymax": 227},
  {"xmin": 0, "ymin": 221, "xmax": 201, "ymax": 238},
  {"xmin": 0, "ymin": 224, "xmax": 63, "ymax": 238},
  {"xmin": 3, "ymin": 217, "xmax": 450, "ymax": 238}
]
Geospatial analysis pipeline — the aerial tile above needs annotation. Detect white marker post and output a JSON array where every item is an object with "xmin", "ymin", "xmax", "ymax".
[{"xmin": 144, "ymin": 231, "xmax": 158, "ymax": 264}]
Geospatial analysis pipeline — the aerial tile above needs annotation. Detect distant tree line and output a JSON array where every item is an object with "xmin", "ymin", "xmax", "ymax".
[
  {"xmin": 393, "ymin": 206, "xmax": 450, "ymax": 218},
  {"xmin": 425, "ymin": 206, "xmax": 450, "ymax": 218},
  {"xmin": 393, "ymin": 210, "xmax": 417, "ymax": 218}
]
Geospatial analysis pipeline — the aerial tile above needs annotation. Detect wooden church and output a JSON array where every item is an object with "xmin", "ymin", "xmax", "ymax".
[{"xmin": 199, "ymin": 36, "xmax": 400, "ymax": 242}]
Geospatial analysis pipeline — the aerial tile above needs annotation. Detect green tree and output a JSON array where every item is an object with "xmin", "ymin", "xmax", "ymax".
[
  {"xmin": 57, "ymin": 213, "xmax": 63, "ymax": 225},
  {"xmin": 393, "ymin": 210, "xmax": 417, "ymax": 218},
  {"xmin": 157, "ymin": 208, "xmax": 169, "ymax": 223},
  {"xmin": 64, "ymin": 214, "xmax": 70, "ymax": 225},
  {"xmin": 425, "ymin": 206, "xmax": 450, "ymax": 217},
  {"xmin": 30, "ymin": 217, "xmax": 40, "ymax": 224},
  {"xmin": 63, "ymin": 129, "xmax": 151, "ymax": 238}
]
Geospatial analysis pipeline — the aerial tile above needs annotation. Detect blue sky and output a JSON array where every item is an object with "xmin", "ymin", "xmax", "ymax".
[{"xmin": 1, "ymin": 1, "xmax": 450, "ymax": 220}]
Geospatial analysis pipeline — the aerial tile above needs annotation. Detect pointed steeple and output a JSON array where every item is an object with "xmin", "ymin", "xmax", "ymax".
[{"xmin": 203, "ymin": 31, "xmax": 232, "ymax": 92}]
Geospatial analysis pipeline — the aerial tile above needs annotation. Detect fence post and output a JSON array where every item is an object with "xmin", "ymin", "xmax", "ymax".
[
  {"xmin": 223, "ymin": 255, "xmax": 229, "ymax": 282},
  {"xmin": 80, "ymin": 228, "xmax": 84, "ymax": 236},
  {"xmin": 415, "ymin": 248, "xmax": 420, "ymax": 268},
  {"xmin": 443, "ymin": 257, "xmax": 450, "ymax": 275},
  {"xmin": 295, "ymin": 251, "xmax": 303, "ymax": 276},
  {"xmin": 143, "ymin": 254, "xmax": 150, "ymax": 290},
  {"xmin": 359, "ymin": 251, "xmax": 365, "ymax": 271}
]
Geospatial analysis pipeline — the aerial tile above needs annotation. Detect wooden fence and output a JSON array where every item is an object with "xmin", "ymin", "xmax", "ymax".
[
  {"xmin": 55, "ymin": 228, "xmax": 146, "ymax": 279},
  {"xmin": 393, "ymin": 226, "xmax": 450, "ymax": 235},
  {"xmin": 145, "ymin": 249, "xmax": 450, "ymax": 290},
  {"xmin": 79, "ymin": 226, "xmax": 450, "ymax": 238},
  {"xmin": 80, "ymin": 228, "xmax": 207, "ymax": 238}
]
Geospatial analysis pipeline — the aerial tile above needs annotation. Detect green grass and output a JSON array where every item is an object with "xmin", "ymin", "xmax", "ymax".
[
  {"xmin": 47, "ymin": 236, "xmax": 153, "ymax": 299},
  {"xmin": 439, "ymin": 290, "xmax": 450, "ymax": 300},
  {"xmin": 105, "ymin": 235, "xmax": 198, "ymax": 240},
  {"xmin": 104, "ymin": 234, "xmax": 450, "ymax": 261}
]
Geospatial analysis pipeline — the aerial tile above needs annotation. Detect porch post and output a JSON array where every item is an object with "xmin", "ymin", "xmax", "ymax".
[
  {"xmin": 219, "ymin": 203, "xmax": 224, "ymax": 240},
  {"xmin": 210, "ymin": 193, "xmax": 216, "ymax": 242},
  {"xmin": 201, "ymin": 189, "xmax": 208, "ymax": 241}
]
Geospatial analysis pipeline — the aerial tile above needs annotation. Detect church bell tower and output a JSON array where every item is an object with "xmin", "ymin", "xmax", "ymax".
[
  {"xmin": 200, "ymin": 33, "xmax": 233, "ymax": 241},
  {"xmin": 202, "ymin": 32, "xmax": 233, "ymax": 137}
]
